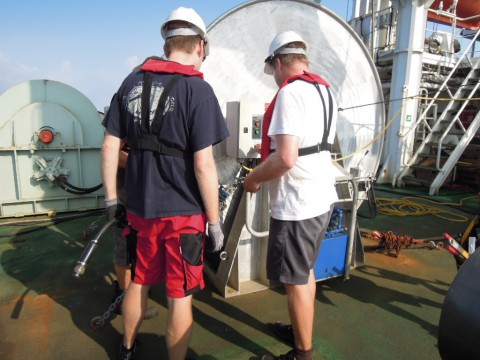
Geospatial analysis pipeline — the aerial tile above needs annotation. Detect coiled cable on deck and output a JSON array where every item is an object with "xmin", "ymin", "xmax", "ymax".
[{"xmin": 375, "ymin": 195, "xmax": 475, "ymax": 222}]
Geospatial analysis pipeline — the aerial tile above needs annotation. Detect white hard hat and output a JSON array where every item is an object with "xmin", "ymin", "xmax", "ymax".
[
  {"xmin": 161, "ymin": 7, "xmax": 210, "ymax": 57},
  {"xmin": 264, "ymin": 31, "xmax": 308, "ymax": 75}
]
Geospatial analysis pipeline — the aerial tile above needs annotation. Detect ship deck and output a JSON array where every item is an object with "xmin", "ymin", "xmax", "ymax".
[{"xmin": 0, "ymin": 184, "xmax": 478, "ymax": 359}]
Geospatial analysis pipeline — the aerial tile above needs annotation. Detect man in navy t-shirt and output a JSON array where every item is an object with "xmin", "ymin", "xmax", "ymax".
[{"xmin": 101, "ymin": 7, "xmax": 229, "ymax": 360}]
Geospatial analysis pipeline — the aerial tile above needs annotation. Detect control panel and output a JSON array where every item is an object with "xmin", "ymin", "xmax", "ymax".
[{"xmin": 225, "ymin": 101, "xmax": 265, "ymax": 159}]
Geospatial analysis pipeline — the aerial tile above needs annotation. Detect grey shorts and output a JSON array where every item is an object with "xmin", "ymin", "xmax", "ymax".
[
  {"xmin": 266, "ymin": 207, "xmax": 333, "ymax": 285},
  {"xmin": 112, "ymin": 226, "xmax": 129, "ymax": 268}
]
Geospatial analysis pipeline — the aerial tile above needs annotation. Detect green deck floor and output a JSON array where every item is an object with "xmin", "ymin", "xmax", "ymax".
[{"xmin": 0, "ymin": 184, "xmax": 478, "ymax": 359}]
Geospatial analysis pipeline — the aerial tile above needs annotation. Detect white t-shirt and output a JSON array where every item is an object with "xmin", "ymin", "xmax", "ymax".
[{"xmin": 268, "ymin": 79, "xmax": 339, "ymax": 220}]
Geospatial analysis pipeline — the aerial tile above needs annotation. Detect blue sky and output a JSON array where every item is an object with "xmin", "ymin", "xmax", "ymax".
[{"xmin": 0, "ymin": 0, "xmax": 351, "ymax": 111}]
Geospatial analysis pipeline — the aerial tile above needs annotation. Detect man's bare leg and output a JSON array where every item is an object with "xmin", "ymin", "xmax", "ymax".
[
  {"xmin": 284, "ymin": 270, "xmax": 316, "ymax": 351},
  {"xmin": 166, "ymin": 295, "xmax": 193, "ymax": 360},
  {"xmin": 122, "ymin": 282, "xmax": 149, "ymax": 348}
]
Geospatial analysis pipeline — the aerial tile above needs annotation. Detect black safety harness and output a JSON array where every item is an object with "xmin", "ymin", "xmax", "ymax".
[
  {"xmin": 296, "ymin": 80, "xmax": 334, "ymax": 156},
  {"xmin": 129, "ymin": 71, "xmax": 193, "ymax": 159},
  {"xmin": 270, "ymin": 80, "xmax": 334, "ymax": 156}
]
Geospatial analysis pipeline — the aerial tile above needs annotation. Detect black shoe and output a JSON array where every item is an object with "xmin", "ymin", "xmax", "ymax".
[
  {"xmin": 270, "ymin": 321, "xmax": 295, "ymax": 345},
  {"xmin": 118, "ymin": 339, "xmax": 137, "ymax": 360},
  {"xmin": 261, "ymin": 349, "xmax": 297, "ymax": 360}
]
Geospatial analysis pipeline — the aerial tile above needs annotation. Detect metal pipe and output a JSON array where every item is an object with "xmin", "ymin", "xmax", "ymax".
[
  {"xmin": 344, "ymin": 178, "xmax": 359, "ymax": 280},
  {"xmin": 428, "ymin": 9, "xmax": 480, "ymax": 22},
  {"xmin": 245, "ymin": 192, "xmax": 269, "ymax": 238}
]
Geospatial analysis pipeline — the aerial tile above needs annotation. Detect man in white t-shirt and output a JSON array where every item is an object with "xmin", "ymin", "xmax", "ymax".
[{"xmin": 243, "ymin": 31, "xmax": 338, "ymax": 360}]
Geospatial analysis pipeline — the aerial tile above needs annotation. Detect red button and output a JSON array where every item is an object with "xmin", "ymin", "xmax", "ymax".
[{"xmin": 39, "ymin": 129, "xmax": 54, "ymax": 143}]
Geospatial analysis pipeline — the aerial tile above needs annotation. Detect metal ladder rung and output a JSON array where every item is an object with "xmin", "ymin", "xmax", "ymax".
[
  {"xmin": 401, "ymin": 175, "xmax": 434, "ymax": 185},
  {"xmin": 431, "ymin": 130, "xmax": 465, "ymax": 136},
  {"xmin": 410, "ymin": 165, "xmax": 441, "ymax": 172},
  {"xmin": 445, "ymin": 108, "xmax": 477, "ymax": 113},
  {"xmin": 418, "ymin": 153, "xmax": 449, "ymax": 159},
  {"xmin": 427, "ymin": 143, "xmax": 457, "ymax": 150}
]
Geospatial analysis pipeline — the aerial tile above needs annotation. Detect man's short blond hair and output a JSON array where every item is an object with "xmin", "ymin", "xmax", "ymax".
[
  {"xmin": 277, "ymin": 41, "xmax": 309, "ymax": 67},
  {"xmin": 163, "ymin": 20, "xmax": 202, "ymax": 57}
]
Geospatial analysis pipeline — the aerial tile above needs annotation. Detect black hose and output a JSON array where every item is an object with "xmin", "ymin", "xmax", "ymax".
[
  {"xmin": 58, "ymin": 177, "xmax": 103, "ymax": 193},
  {"xmin": 0, "ymin": 210, "xmax": 104, "ymax": 238},
  {"xmin": 72, "ymin": 218, "xmax": 115, "ymax": 278},
  {"xmin": 54, "ymin": 179, "xmax": 92, "ymax": 195},
  {"xmin": 53, "ymin": 177, "xmax": 102, "ymax": 195}
]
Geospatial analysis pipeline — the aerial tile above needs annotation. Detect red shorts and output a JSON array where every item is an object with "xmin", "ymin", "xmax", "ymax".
[{"xmin": 123, "ymin": 212, "xmax": 206, "ymax": 298}]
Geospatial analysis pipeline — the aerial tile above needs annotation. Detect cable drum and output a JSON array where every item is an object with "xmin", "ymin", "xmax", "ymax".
[
  {"xmin": 204, "ymin": 0, "xmax": 385, "ymax": 178},
  {"xmin": 0, "ymin": 80, "xmax": 105, "ymax": 217}
]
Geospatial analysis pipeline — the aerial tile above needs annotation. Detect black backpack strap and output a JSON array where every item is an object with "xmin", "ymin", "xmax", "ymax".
[
  {"xmin": 270, "ymin": 81, "xmax": 335, "ymax": 157},
  {"xmin": 298, "ymin": 84, "xmax": 333, "ymax": 156},
  {"xmin": 318, "ymin": 84, "xmax": 333, "ymax": 152},
  {"xmin": 141, "ymin": 71, "xmax": 154, "ymax": 133},
  {"xmin": 132, "ymin": 72, "xmax": 192, "ymax": 159},
  {"xmin": 130, "ymin": 136, "xmax": 192, "ymax": 159},
  {"xmin": 151, "ymin": 74, "xmax": 183, "ymax": 134}
]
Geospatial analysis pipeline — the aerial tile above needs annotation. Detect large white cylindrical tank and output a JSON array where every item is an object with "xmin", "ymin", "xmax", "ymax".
[
  {"xmin": 0, "ymin": 80, "xmax": 105, "ymax": 217},
  {"xmin": 203, "ymin": 0, "xmax": 385, "ymax": 177}
]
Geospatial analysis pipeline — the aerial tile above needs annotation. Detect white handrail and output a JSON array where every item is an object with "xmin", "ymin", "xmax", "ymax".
[{"xmin": 245, "ymin": 192, "xmax": 269, "ymax": 238}]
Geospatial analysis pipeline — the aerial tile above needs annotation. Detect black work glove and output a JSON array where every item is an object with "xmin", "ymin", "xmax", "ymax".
[
  {"xmin": 105, "ymin": 198, "xmax": 127, "ymax": 228},
  {"xmin": 206, "ymin": 222, "xmax": 224, "ymax": 253}
]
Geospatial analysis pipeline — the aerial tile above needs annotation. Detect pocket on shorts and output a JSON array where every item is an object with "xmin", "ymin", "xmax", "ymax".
[
  {"xmin": 180, "ymin": 232, "xmax": 203, "ymax": 266},
  {"xmin": 122, "ymin": 225, "xmax": 138, "ymax": 281},
  {"xmin": 180, "ymin": 232, "xmax": 204, "ymax": 294}
]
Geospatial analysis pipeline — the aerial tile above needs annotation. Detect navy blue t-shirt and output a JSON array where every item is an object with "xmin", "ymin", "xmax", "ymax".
[{"xmin": 103, "ymin": 69, "xmax": 229, "ymax": 219}]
